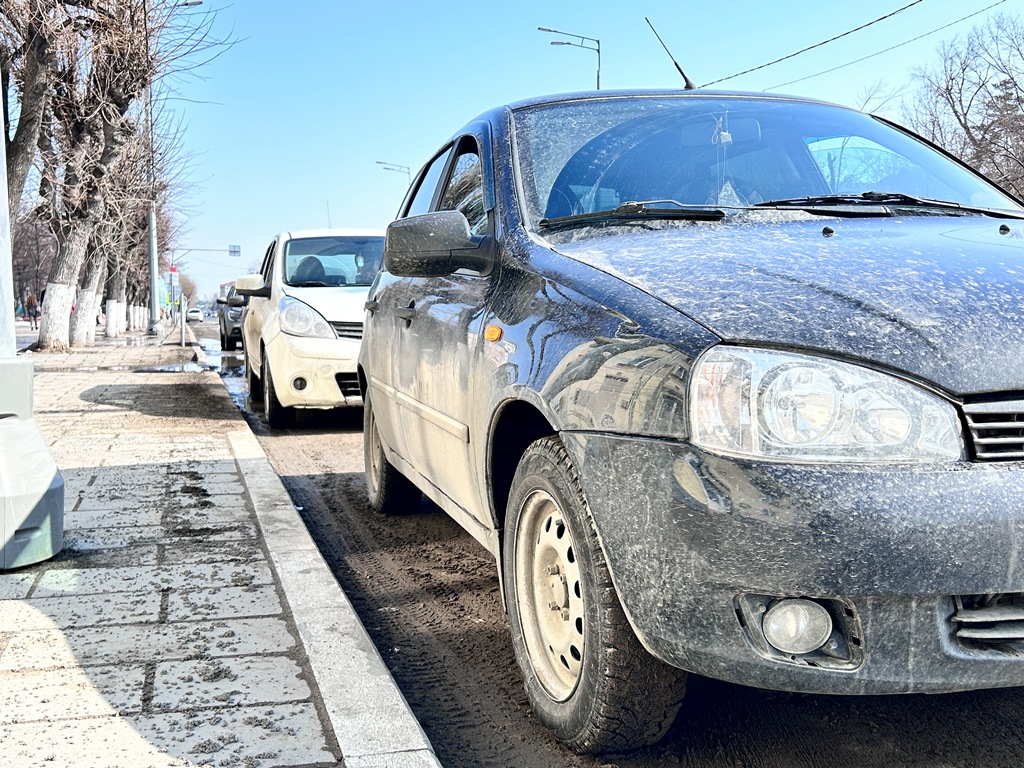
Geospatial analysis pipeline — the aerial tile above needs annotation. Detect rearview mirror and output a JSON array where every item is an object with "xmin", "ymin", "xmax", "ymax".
[
  {"xmin": 234, "ymin": 273, "xmax": 271, "ymax": 298},
  {"xmin": 228, "ymin": 295, "xmax": 247, "ymax": 307},
  {"xmin": 384, "ymin": 211, "xmax": 492, "ymax": 277}
]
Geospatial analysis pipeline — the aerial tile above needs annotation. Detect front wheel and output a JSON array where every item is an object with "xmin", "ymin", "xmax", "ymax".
[
  {"xmin": 363, "ymin": 389, "xmax": 421, "ymax": 515},
  {"xmin": 262, "ymin": 356, "xmax": 295, "ymax": 429},
  {"xmin": 246, "ymin": 351, "xmax": 263, "ymax": 404},
  {"xmin": 503, "ymin": 436, "xmax": 686, "ymax": 754}
]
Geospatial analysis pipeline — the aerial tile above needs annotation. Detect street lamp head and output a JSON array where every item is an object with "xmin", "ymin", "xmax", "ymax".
[{"xmin": 538, "ymin": 26, "xmax": 558, "ymax": 32}]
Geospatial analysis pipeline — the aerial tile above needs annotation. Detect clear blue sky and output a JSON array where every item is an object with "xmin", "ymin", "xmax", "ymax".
[{"xmin": 170, "ymin": 0, "xmax": 1017, "ymax": 298}]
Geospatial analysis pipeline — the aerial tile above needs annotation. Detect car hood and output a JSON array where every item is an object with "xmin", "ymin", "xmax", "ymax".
[
  {"xmin": 549, "ymin": 214, "xmax": 1024, "ymax": 396},
  {"xmin": 281, "ymin": 284, "xmax": 370, "ymax": 323}
]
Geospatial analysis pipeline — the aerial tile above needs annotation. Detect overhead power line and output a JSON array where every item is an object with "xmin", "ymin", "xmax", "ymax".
[
  {"xmin": 701, "ymin": 0, "xmax": 926, "ymax": 87},
  {"xmin": 766, "ymin": 0, "xmax": 1007, "ymax": 91}
]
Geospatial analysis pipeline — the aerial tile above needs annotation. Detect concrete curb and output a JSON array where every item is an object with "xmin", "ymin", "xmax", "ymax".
[{"xmin": 221, "ymin": 386, "xmax": 442, "ymax": 767}]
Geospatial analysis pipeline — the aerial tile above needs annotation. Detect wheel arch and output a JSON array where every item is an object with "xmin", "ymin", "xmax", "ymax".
[{"xmin": 487, "ymin": 397, "xmax": 558, "ymax": 540}]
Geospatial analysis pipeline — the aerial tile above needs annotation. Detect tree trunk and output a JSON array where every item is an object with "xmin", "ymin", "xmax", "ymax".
[
  {"xmin": 105, "ymin": 299, "xmax": 119, "ymax": 338},
  {"xmin": 38, "ymin": 223, "xmax": 92, "ymax": 350},
  {"xmin": 71, "ymin": 242, "xmax": 105, "ymax": 347},
  {"xmin": 6, "ymin": 22, "xmax": 51, "ymax": 215}
]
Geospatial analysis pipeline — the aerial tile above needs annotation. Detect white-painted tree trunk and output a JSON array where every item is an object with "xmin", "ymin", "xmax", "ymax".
[
  {"xmin": 37, "ymin": 281, "xmax": 75, "ymax": 351},
  {"xmin": 105, "ymin": 299, "xmax": 119, "ymax": 338},
  {"xmin": 86, "ymin": 291, "xmax": 103, "ymax": 345},
  {"xmin": 70, "ymin": 288, "xmax": 95, "ymax": 347}
]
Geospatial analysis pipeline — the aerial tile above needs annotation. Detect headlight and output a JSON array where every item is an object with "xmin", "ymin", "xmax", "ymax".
[
  {"xmin": 689, "ymin": 346, "xmax": 962, "ymax": 462},
  {"xmin": 278, "ymin": 297, "xmax": 335, "ymax": 339}
]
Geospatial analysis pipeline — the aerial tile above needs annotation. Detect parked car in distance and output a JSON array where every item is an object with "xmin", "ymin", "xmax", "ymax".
[
  {"xmin": 235, "ymin": 228, "xmax": 385, "ymax": 428},
  {"xmin": 358, "ymin": 89, "xmax": 1024, "ymax": 753},
  {"xmin": 215, "ymin": 284, "xmax": 247, "ymax": 350},
  {"xmin": 185, "ymin": 306, "xmax": 203, "ymax": 323}
]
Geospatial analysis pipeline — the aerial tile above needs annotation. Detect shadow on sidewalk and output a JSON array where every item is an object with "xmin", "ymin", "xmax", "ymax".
[{"xmin": 77, "ymin": 381, "xmax": 239, "ymax": 421}]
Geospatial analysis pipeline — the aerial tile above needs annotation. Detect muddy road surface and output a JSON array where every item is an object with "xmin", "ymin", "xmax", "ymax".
[{"xmin": 202, "ymin": 333, "xmax": 1024, "ymax": 768}]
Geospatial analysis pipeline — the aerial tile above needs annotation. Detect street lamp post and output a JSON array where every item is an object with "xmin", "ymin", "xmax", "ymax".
[
  {"xmin": 144, "ymin": 0, "xmax": 203, "ymax": 335},
  {"xmin": 538, "ymin": 26, "xmax": 601, "ymax": 90}
]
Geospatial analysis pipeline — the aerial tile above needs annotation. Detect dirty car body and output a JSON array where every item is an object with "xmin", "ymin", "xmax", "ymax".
[{"xmin": 357, "ymin": 90, "xmax": 1024, "ymax": 752}]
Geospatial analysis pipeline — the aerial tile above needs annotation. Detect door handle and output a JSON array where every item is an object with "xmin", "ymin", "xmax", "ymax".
[
  {"xmin": 364, "ymin": 300, "xmax": 379, "ymax": 313},
  {"xmin": 395, "ymin": 305, "xmax": 416, "ymax": 321}
]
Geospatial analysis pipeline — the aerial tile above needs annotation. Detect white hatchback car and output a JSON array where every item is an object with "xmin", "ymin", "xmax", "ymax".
[{"xmin": 235, "ymin": 228, "xmax": 384, "ymax": 428}]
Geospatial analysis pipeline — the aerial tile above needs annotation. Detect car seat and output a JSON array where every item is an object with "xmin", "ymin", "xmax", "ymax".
[{"xmin": 293, "ymin": 256, "xmax": 326, "ymax": 283}]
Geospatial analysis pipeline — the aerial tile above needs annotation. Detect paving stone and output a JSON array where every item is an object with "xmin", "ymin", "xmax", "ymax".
[
  {"xmin": 165, "ymin": 585, "xmax": 282, "ymax": 622},
  {"xmin": 0, "ymin": 617, "xmax": 297, "ymax": 671},
  {"xmin": 0, "ymin": 591, "xmax": 160, "ymax": 630},
  {"xmin": 32, "ymin": 561, "xmax": 274, "ymax": 597},
  {"xmin": 152, "ymin": 655, "xmax": 311, "ymax": 710},
  {"xmin": 0, "ymin": 573, "xmax": 35, "ymax": 600},
  {"xmin": 0, "ymin": 664, "xmax": 144, "ymax": 724}
]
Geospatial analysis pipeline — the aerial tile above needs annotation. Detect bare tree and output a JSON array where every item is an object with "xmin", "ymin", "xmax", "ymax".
[
  {"xmin": 0, "ymin": 0, "xmax": 59, "ymax": 214},
  {"xmin": 904, "ymin": 13, "xmax": 1024, "ymax": 199},
  {"xmin": 1, "ymin": 0, "xmax": 226, "ymax": 349}
]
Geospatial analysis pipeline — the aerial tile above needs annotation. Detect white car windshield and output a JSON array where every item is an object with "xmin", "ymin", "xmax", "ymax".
[
  {"xmin": 283, "ymin": 235, "xmax": 384, "ymax": 287},
  {"xmin": 511, "ymin": 96, "xmax": 1024, "ymax": 228}
]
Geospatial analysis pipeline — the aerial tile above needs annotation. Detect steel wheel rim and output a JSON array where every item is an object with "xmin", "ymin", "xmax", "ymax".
[{"xmin": 514, "ymin": 488, "xmax": 585, "ymax": 701}]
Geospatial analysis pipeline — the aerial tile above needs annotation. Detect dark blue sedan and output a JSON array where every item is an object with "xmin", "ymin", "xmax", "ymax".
[{"xmin": 358, "ymin": 89, "xmax": 1024, "ymax": 753}]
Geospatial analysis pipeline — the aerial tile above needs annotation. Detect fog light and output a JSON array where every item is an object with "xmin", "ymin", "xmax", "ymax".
[
  {"xmin": 293, "ymin": 377, "xmax": 307, "ymax": 391},
  {"xmin": 762, "ymin": 599, "xmax": 832, "ymax": 655}
]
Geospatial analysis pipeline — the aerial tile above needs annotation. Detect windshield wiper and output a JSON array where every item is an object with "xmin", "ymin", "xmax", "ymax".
[
  {"xmin": 288, "ymin": 280, "xmax": 328, "ymax": 287},
  {"xmin": 754, "ymin": 192, "xmax": 1024, "ymax": 219},
  {"xmin": 539, "ymin": 200, "xmax": 725, "ymax": 231}
]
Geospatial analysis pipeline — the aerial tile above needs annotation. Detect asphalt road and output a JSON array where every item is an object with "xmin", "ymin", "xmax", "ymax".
[{"xmin": 193, "ymin": 320, "xmax": 1024, "ymax": 768}]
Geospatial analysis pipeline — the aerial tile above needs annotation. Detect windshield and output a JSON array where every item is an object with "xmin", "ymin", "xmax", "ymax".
[
  {"xmin": 512, "ymin": 96, "xmax": 1023, "ymax": 228},
  {"xmin": 283, "ymin": 235, "xmax": 384, "ymax": 287}
]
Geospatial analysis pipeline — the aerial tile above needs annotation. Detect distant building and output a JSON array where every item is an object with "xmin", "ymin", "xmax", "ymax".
[{"xmin": 219, "ymin": 281, "xmax": 235, "ymax": 298}]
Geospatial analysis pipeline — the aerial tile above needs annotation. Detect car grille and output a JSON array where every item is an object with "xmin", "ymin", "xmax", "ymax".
[
  {"xmin": 962, "ymin": 398, "xmax": 1024, "ymax": 461},
  {"xmin": 953, "ymin": 593, "xmax": 1024, "ymax": 652},
  {"xmin": 331, "ymin": 321, "xmax": 363, "ymax": 340},
  {"xmin": 335, "ymin": 373, "xmax": 361, "ymax": 399}
]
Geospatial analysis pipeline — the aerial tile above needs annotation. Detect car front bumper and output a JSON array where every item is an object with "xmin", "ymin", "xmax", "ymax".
[
  {"xmin": 263, "ymin": 333, "xmax": 362, "ymax": 409},
  {"xmin": 562, "ymin": 431, "xmax": 1024, "ymax": 695}
]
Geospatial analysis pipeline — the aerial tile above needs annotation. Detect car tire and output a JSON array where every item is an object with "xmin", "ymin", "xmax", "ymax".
[
  {"xmin": 262, "ymin": 357, "xmax": 295, "ymax": 429},
  {"xmin": 503, "ymin": 436, "xmax": 687, "ymax": 754},
  {"xmin": 247, "ymin": 353, "xmax": 264, "ymax": 404},
  {"xmin": 364, "ymin": 389, "xmax": 421, "ymax": 514}
]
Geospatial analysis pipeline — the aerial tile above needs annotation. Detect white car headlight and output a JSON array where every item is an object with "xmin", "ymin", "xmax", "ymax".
[
  {"xmin": 689, "ymin": 347, "xmax": 962, "ymax": 463},
  {"xmin": 278, "ymin": 297, "xmax": 335, "ymax": 339}
]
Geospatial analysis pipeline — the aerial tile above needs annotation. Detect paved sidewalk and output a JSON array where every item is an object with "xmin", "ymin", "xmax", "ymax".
[{"xmin": 1, "ymin": 326, "xmax": 441, "ymax": 767}]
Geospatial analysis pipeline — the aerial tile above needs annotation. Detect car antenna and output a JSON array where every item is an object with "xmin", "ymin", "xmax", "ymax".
[{"xmin": 645, "ymin": 17, "xmax": 697, "ymax": 90}]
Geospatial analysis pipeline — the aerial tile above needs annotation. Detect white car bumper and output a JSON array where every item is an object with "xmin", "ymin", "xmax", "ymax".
[{"xmin": 263, "ymin": 333, "xmax": 362, "ymax": 409}]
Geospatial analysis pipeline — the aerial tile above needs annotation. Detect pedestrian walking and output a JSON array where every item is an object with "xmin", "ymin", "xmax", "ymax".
[{"xmin": 25, "ymin": 293, "xmax": 39, "ymax": 330}]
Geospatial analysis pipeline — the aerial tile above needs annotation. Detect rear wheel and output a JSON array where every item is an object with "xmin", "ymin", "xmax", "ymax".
[
  {"xmin": 364, "ymin": 389, "xmax": 421, "ymax": 514},
  {"xmin": 262, "ymin": 356, "xmax": 295, "ymax": 429},
  {"xmin": 503, "ymin": 436, "xmax": 686, "ymax": 754}
]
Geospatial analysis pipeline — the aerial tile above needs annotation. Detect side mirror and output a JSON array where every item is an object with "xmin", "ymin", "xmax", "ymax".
[
  {"xmin": 234, "ymin": 273, "xmax": 271, "ymax": 298},
  {"xmin": 216, "ymin": 296, "xmax": 227, "ymax": 305},
  {"xmin": 384, "ymin": 211, "xmax": 492, "ymax": 278},
  {"xmin": 228, "ymin": 295, "xmax": 247, "ymax": 307}
]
